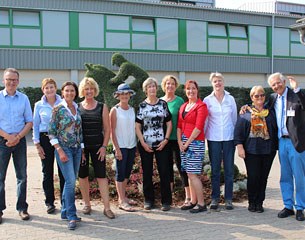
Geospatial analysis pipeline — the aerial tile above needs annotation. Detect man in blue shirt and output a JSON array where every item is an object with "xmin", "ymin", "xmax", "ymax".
[{"xmin": 0, "ymin": 68, "xmax": 33, "ymax": 224}]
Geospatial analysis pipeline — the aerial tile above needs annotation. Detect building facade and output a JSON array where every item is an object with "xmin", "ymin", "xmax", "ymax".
[{"xmin": 0, "ymin": 0, "xmax": 304, "ymax": 88}]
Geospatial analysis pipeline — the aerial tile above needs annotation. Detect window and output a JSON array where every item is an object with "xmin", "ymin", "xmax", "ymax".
[
  {"xmin": 208, "ymin": 24, "xmax": 227, "ymax": 37},
  {"xmin": 13, "ymin": 11, "xmax": 39, "ymax": 26},
  {"xmin": 132, "ymin": 18, "xmax": 155, "ymax": 50},
  {"xmin": 0, "ymin": 10, "xmax": 9, "ymax": 25},
  {"xmin": 208, "ymin": 23, "xmax": 228, "ymax": 53},
  {"xmin": 79, "ymin": 13, "xmax": 104, "ymax": 48},
  {"xmin": 186, "ymin": 20, "xmax": 207, "ymax": 52},
  {"xmin": 207, "ymin": 23, "xmax": 252, "ymax": 54},
  {"xmin": 107, "ymin": 15, "xmax": 129, "ymax": 31},
  {"xmin": 42, "ymin": 11, "xmax": 69, "ymax": 47},
  {"xmin": 105, "ymin": 15, "xmax": 130, "ymax": 49},
  {"xmin": 248, "ymin": 26, "xmax": 266, "ymax": 55},
  {"xmin": 156, "ymin": 18, "xmax": 178, "ymax": 51},
  {"xmin": 229, "ymin": 25, "xmax": 247, "ymax": 54},
  {"xmin": 0, "ymin": 10, "xmax": 9, "ymax": 46},
  {"xmin": 229, "ymin": 25, "xmax": 247, "ymax": 38},
  {"xmin": 274, "ymin": 28, "xmax": 289, "ymax": 56},
  {"xmin": 12, "ymin": 11, "xmax": 40, "ymax": 46},
  {"xmin": 290, "ymin": 30, "xmax": 305, "ymax": 57},
  {"xmin": 132, "ymin": 18, "xmax": 154, "ymax": 32}
]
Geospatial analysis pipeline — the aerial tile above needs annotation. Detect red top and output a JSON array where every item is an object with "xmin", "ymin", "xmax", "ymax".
[{"xmin": 177, "ymin": 99, "xmax": 208, "ymax": 141}]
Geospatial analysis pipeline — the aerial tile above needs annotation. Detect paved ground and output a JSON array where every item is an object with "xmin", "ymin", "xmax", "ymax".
[{"xmin": 1, "ymin": 134, "xmax": 304, "ymax": 240}]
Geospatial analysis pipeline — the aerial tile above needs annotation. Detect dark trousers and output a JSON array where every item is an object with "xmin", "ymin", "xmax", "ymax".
[
  {"xmin": 40, "ymin": 133, "xmax": 64, "ymax": 206},
  {"xmin": 138, "ymin": 143, "xmax": 172, "ymax": 205},
  {"xmin": 0, "ymin": 137, "xmax": 28, "ymax": 212},
  {"xmin": 244, "ymin": 152, "xmax": 276, "ymax": 204},
  {"xmin": 168, "ymin": 140, "xmax": 189, "ymax": 187}
]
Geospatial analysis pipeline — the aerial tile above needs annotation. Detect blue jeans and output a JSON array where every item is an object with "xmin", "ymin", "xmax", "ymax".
[
  {"xmin": 55, "ymin": 146, "xmax": 81, "ymax": 220},
  {"xmin": 279, "ymin": 138, "xmax": 305, "ymax": 210},
  {"xmin": 0, "ymin": 136, "xmax": 28, "ymax": 212},
  {"xmin": 208, "ymin": 140, "xmax": 235, "ymax": 201}
]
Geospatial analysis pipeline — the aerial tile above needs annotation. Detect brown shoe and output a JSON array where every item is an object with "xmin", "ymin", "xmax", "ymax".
[
  {"xmin": 82, "ymin": 205, "xmax": 91, "ymax": 215},
  {"xmin": 19, "ymin": 211, "xmax": 30, "ymax": 221},
  {"xmin": 103, "ymin": 209, "xmax": 115, "ymax": 219}
]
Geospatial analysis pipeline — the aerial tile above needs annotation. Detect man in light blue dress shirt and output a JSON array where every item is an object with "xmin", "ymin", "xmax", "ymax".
[{"xmin": 0, "ymin": 68, "xmax": 33, "ymax": 224}]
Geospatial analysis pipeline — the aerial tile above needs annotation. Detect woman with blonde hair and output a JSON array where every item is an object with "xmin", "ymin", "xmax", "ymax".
[
  {"xmin": 234, "ymin": 86, "xmax": 277, "ymax": 213},
  {"xmin": 78, "ymin": 77, "xmax": 115, "ymax": 219},
  {"xmin": 160, "ymin": 75, "xmax": 191, "ymax": 210}
]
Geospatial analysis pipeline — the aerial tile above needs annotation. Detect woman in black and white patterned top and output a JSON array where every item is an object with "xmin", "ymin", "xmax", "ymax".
[{"xmin": 136, "ymin": 77, "xmax": 172, "ymax": 211}]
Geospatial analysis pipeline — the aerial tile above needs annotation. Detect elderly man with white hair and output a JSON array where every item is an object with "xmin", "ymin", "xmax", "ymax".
[{"xmin": 266, "ymin": 72, "xmax": 305, "ymax": 222}]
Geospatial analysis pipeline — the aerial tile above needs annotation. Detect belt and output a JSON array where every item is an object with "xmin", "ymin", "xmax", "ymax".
[
  {"xmin": 282, "ymin": 135, "xmax": 290, "ymax": 139},
  {"xmin": 40, "ymin": 132, "xmax": 48, "ymax": 137}
]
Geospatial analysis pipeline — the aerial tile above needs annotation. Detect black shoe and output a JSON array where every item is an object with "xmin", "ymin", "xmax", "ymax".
[
  {"xmin": 209, "ymin": 199, "xmax": 219, "ymax": 210},
  {"xmin": 278, "ymin": 208, "xmax": 295, "ymax": 218},
  {"xmin": 225, "ymin": 200, "xmax": 234, "ymax": 210},
  {"xmin": 47, "ymin": 205, "xmax": 56, "ymax": 214},
  {"xmin": 189, "ymin": 204, "xmax": 207, "ymax": 213},
  {"xmin": 61, "ymin": 216, "xmax": 82, "ymax": 222},
  {"xmin": 248, "ymin": 203, "xmax": 256, "ymax": 212},
  {"xmin": 181, "ymin": 202, "xmax": 197, "ymax": 210},
  {"xmin": 68, "ymin": 220, "xmax": 77, "ymax": 230},
  {"xmin": 161, "ymin": 204, "xmax": 171, "ymax": 212},
  {"xmin": 0, "ymin": 212, "xmax": 2, "ymax": 224},
  {"xmin": 144, "ymin": 202, "xmax": 154, "ymax": 211},
  {"xmin": 19, "ymin": 211, "xmax": 30, "ymax": 220},
  {"xmin": 256, "ymin": 204, "xmax": 264, "ymax": 213},
  {"xmin": 296, "ymin": 210, "xmax": 305, "ymax": 221}
]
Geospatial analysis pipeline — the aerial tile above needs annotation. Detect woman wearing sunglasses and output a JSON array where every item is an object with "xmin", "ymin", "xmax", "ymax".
[{"xmin": 234, "ymin": 86, "xmax": 278, "ymax": 213}]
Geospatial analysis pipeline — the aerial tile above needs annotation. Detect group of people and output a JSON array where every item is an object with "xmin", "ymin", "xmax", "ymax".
[{"xmin": 0, "ymin": 67, "xmax": 304, "ymax": 230}]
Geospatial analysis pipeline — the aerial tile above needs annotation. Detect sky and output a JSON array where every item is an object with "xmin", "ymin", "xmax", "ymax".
[{"xmin": 215, "ymin": 0, "xmax": 305, "ymax": 9}]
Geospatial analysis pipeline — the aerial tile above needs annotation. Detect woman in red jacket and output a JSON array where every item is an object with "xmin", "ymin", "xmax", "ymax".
[{"xmin": 177, "ymin": 80, "xmax": 208, "ymax": 213}]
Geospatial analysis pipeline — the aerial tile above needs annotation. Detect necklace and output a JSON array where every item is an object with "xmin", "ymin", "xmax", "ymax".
[
  {"xmin": 163, "ymin": 95, "xmax": 175, "ymax": 102},
  {"xmin": 185, "ymin": 102, "xmax": 195, "ymax": 111}
]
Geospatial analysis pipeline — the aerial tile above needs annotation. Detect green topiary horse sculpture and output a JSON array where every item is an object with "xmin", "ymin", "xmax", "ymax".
[{"xmin": 111, "ymin": 53, "xmax": 149, "ymax": 108}]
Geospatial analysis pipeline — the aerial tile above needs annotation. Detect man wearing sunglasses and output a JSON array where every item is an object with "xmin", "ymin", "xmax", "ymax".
[
  {"xmin": 267, "ymin": 72, "xmax": 305, "ymax": 222},
  {"xmin": 0, "ymin": 68, "xmax": 33, "ymax": 224}
]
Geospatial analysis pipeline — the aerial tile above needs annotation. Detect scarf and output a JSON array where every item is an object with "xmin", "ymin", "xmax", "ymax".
[{"xmin": 246, "ymin": 106, "xmax": 270, "ymax": 140}]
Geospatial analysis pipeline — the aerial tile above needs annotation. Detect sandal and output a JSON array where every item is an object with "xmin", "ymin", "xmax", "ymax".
[
  {"xmin": 119, "ymin": 202, "xmax": 135, "ymax": 212},
  {"xmin": 189, "ymin": 204, "xmax": 207, "ymax": 213},
  {"xmin": 103, "ymin": 209, "xmax": 115, "ymax": 219},
  {"xmin": 126, "ymin": 198, "xmax": 137, "ymax": 206},
  {"xmin": 181, "ymin": 202, "xmax": 197, "ymax": 210},
  {"xmin": 82, "ymin": 205, "xmax": 91, "ymax": 215}
]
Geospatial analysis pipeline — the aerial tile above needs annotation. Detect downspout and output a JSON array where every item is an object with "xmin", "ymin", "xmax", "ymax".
[{"xmin": 271, "ymin": 14, "xmax": 275, "ymax": 74}]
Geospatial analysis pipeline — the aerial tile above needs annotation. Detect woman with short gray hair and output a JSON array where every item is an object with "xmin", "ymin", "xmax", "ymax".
[
  {"xmin": 203, "ymin": 72, "xmax": 237, "ymax": 210},
  {"xmin": 136, "ymin": 77, "xmax": 173, "ymax": 211}
]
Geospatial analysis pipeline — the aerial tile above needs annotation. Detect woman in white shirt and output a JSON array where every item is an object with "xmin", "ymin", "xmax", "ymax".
[
  {"xmin": 203, "ymin": 72, "xmax": 237, "ymax": 211},
  {"xmin": 110, "ymin": 83, "xmax": 137, "ymax": 212}
]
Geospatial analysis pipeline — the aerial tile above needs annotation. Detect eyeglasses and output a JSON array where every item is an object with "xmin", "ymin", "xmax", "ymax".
[
  {"xmin": 253, "ymin": 94, "xmax": 265, "ymax": 99},
  {"xmin": 5, "ymin": 78, "xmax": 19, "ymax": 82}
]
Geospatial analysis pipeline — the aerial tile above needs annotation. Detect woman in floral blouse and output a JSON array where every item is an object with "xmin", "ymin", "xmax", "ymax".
[
  {"xmin": 48, "ymin": 81, "xmax": 83, "ymax": 231},
  {"xmin": 135, "ymin": 77, "xmax": 172, "ymax": 212}
]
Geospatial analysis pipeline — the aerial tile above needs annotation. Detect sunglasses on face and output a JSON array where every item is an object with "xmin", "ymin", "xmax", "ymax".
[{"xmin": 253, "ymin": 94, "xmax": 265, "ymax": 99}]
